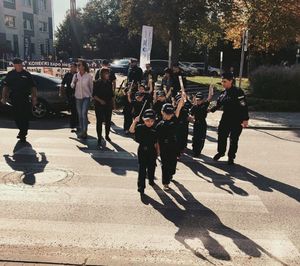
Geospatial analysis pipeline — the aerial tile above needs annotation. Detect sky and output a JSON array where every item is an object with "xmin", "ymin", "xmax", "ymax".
[{"xmin": 52, "ymin": 0, "xmax": 89, "ymax": 31}]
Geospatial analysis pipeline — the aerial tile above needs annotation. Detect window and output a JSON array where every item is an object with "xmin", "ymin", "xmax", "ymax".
[
  {"xmin": 31, "ymin": 43, "xmax": 35, "ymax": 54},
  {"xmin": 39, "ymin": 21, "xmax": 47, "ymax": 32},
  {"xmin": 4, "ymin": 0, "xmax": 15, "ymax": 3},
  {"xmin": 38, "ymin": 0, "xmax": 47, "ymax": 11},
  {"xmin": 23, "ymin": 0, "xmax": 31, "ymax": 7},
  {"xmin": 24, "ymin": 18, "xmax": 34, "ymax": 30},
  {"xmin": 5, "ymin": 15, "xmax": 16, "ymax": 28}
]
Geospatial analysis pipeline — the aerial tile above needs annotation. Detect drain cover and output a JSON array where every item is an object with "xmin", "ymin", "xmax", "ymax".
[{"xmin": 1, "ymin": 168, "xmax": 74, "ymax": 186}]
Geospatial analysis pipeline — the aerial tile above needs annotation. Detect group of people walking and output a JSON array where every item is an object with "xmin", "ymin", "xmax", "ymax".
[{"xmin": 1, "ymin": 58, "xmax": 249, "ymax": 194}]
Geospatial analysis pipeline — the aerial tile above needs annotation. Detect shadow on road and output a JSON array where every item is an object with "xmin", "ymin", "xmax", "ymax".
[
  {"xmin": 3, "ymin": 141, "xmax": 48, "ymax": 186},
  {"xmin": 71, "ymin": 134, "xmax": 138, "ymax": 176},
  {"xmin": 206, "ymin": 161, "xmax": 300, "ymax": 203},
  {"xmin": 180, "ymin": 153, "xmax": 249, "ymax": 196},
  {"xmin": 142, "ymin": 181, "xmax": 288, "ymax": 265}
]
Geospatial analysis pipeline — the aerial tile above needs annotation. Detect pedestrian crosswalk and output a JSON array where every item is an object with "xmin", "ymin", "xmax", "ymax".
[{"xmin": 0, "ymin": 114, "xmax": 299, "ymax": 266}]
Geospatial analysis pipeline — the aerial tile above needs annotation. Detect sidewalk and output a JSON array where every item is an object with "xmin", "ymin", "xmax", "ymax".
[{"xmin": 206, "ymin": 111, "xmax": 300, "ymax": 130}]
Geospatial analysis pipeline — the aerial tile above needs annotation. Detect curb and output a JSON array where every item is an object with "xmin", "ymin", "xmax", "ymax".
[{"xmin": 206, "ymin": 126, "xmax": 300, "ymax": 131}]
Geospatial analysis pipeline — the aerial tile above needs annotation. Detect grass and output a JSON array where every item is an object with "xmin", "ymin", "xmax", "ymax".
[{"xmin": 188, "ymin": 76, "xmax": 250, "ymax": 91}]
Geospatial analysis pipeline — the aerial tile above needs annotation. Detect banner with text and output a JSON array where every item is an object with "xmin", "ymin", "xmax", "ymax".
[{"xmin": 140, "ymin": 25, "xmax": 153, "ymax": 71}]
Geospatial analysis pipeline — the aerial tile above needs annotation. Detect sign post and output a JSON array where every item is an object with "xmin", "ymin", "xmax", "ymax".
[
  {"xmin": 140, "ymin": 25, "xmax": 153, "ymax": 71},
  {"xmin": 238, "ymin": 30, "xmax": 249, "ymax": 88}
]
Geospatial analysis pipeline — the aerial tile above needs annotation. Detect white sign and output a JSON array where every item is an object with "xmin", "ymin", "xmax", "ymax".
[{"xmin": 140, "ymin": 25, "xmax": 153, "ymax": 71}]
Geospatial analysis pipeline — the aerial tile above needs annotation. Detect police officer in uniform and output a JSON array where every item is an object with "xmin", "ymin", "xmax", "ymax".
[
  {"xmin": 129, "ymin": 109, "xmax": 158, "ymax": 194},
  {"xmin": 171, "ymin": 63, "xmax": 186, "ymax": 97},
  {"xmin": 190, "ymin": 92, "xmax": 211, "ymax": 156},
  {"xmin": 209, "ymin": 72, "xmax": 249, "ymax": 165},
  {"xmin": 1, "ymin": 58, "xmax": 37, "ymax": 142},
  {"xmin": 60, "ymin": 63, "xmax": 78, "ymax": 132},
  {"xmin": 127, "ymin": 58, "xmax": 143, "ymax": 84}
]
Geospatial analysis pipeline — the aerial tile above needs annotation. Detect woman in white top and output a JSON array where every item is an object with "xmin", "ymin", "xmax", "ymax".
[{"xmin": 71, "ymin": 60, "xmax": 93, "ymax": 139}]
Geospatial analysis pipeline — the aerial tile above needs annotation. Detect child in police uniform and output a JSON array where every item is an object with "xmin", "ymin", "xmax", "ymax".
[
  {"xmin": 129, "ymin": 109, "xmax": 158, "ymax": 194},
  {"xmin": 156, "ymin": 98, "xmax": 185, "ymax": 191},
  {"xmin": 190, "ymin": 90, "xmax": 213, "ymax": 157}
]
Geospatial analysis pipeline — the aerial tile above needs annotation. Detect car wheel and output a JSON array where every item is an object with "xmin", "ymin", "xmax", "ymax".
[{"xmin": 32, "ymin": 99, "xmax": 49, "ymax": 119}]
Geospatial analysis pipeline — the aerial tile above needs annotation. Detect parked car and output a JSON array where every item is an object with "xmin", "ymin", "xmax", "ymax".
[
  {"xmin": 110, "ymin": 58, "xmax": 137, "ymax": 75},
  {"xmin": 0, "ymin": 72, "xmax": 68, "ymax": 119},
  {"xmin": 179, "ymin": 62, "xmax": 198, "ymax": 76},
  {"xmin": 189, "ymin": 62, "xmax": 206, "ymax": 75},
  {"xmin": 208, "ymin": 66, "xmax": 221, "ymax": 76}
]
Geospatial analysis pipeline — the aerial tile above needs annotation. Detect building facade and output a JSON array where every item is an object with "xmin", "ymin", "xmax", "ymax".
[{"xmin": 0, "ymin": 0, "xmax": 53, "ymax": 60}]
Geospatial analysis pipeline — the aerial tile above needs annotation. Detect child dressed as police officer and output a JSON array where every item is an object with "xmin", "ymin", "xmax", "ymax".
[
  {"xmin": 156, "ymin": 98, "xmax": 185, "ymax": 191},
  {"xmin": 129, "ymin": 109, "xmax": 158, "ymax": 194},
  {"xmin": 190, "ymin": 88, "xmax": 213, "ymax": 157}
]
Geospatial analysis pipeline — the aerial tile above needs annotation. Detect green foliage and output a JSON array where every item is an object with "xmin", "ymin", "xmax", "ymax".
[{"xmin": 249, "ymin": 66, "xmax": 300, "ymax": 101}]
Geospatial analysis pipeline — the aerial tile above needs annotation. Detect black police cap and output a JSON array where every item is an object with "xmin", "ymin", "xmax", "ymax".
[
  {"xmin": 143, "ymin": 109, "xmax": 156, "ymax": 120},
  {"xmin": 157, "ymin": 90, "xmax": 166, "ymax": 97},
  {"xmin": 162, "ymin": 103, "xmax": 174, "ymax": 114},
  {"xmin": 195, "ymin": 92, "xmax": 204, "ymax": 99},
  {"xmin": 13, "ymin": 58, "xmax": 23, "ymax": 64},
  {"xmin": 221, "ymin": 72, "xmax": 234, "ymax": 81}
]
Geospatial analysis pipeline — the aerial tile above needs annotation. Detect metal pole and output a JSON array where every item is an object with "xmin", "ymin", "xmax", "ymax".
[
  {"xmin": 168, "ymin": 40, "xmax": 172, "ymax": 68},
  {"xmin": 220, "ymin": 51, "xmax": 223, "ymax": 76},
  {"xmin": 239, "ymin": 30, "xmax": 248, "ymax": 88},
  {"xmin": 296, "ymin": 48, "xmax": 300, "ymax": 65}
]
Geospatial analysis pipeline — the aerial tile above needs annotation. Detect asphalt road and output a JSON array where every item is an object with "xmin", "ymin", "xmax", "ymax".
[{"xmin": 0, "ymin": 113, "xmax": 299, "ymax": 266}]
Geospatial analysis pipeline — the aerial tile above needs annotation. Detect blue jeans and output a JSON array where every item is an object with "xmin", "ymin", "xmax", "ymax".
[{"xmin": 76, "ymin": 97, "xmax": 90, "ymax": 134}]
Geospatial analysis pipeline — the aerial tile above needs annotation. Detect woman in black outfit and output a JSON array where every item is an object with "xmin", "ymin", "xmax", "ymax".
[{"xmin": 93, "ymin": 68, "xmax": 114, "ymax": 146}]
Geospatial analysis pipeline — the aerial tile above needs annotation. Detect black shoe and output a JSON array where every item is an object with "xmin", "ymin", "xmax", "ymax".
[
  {"xmin": 228, "ymin": 158, "xmax": 235, "ymax": 165},
  {"xmin": 149, "ymin": 180, "xmax": 156, "ymax": 186},
  {"xmin": 105, "ymin": 135, "xmax": 111, "ymax": 142},
  {"xmin": 213, "ymin": 153, "xmax": 224, "ymax": 161}
]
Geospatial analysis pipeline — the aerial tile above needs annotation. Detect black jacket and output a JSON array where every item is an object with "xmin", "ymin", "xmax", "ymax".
[{"xmin": 211, "ymin": 86, "xmax": 249, "ymax": 123}]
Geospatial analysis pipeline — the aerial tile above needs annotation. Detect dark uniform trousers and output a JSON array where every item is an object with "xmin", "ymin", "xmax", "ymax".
[
  {"xmin": 217, "ymin": 119, "xmax": 243, "ymax": 159},
  {"xmin": 138, "ymin": 146, "xmax": 156, "ymax": 190},
  {"xmin": 160, "ymin": 144, "xmax": 178, "ymax": 185},
  {"xmin": 95, "ymin": 104, "xmax": 112, "ymax": 139},
  {"xmin": 12, "ymin": 99, "xmax": 31, "ymax": 138},
  {"xmin": 193, "ymin": 120, "xmax": 207, "ymax": 155},
  {"xmin": 176, "ymin": 122, "xmax": 189, "ymax": 153},
  {"xmin": 66, "ymin": 93, "xmax": 78, "ymax": 129},
  {"xmin": 123, "ymin": 102, "xmax": 132, "ymax": 131}
]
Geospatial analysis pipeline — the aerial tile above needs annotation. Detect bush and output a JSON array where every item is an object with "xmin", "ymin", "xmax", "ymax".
[{"xmin": 249, "ymin": 66, "xmax": 300, "ymax": 101}]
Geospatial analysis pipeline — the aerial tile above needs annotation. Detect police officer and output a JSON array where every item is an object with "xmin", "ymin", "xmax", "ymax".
[
  {"xmin": 60, "ymin": 63, "xmax": 78, "ymax": 132},
  {"xmin": 209, "ymin": 72, "xmax": 249, "ymax": 165},
  {"xmin": 128, "ymin": 58, "xmax": 143, "ymax": 84},
  {"xmin": 1, "ymin": 58, "xmax": 37, "ymax": 142},
  {"xmin": 129, "ymin": 109, "xmax": 158, "ymax": 194},
  {"xmin": 95, "ymin": 59, "xmax": 117, "ymax": 91},
  {"xmin": 171, "ymin": 63, "xmax": 186, "ymax": 97},
  {"xmin": 174, "ymin": 93, "xmax": 192, "ymax": 156},
  {"xmin": 156, "ymin": 100, "xmax": 184, "ymax": 191},
  {"xmin": 143, "ymin": 63, "xmax": 157, "ymax": 88},
  {"xmin": 153, "ymin": 90, "xmax": 167, "ymax": 122},
  {"xmin": 190, "ymin": 92, "xmax": 211, "ymax": 157}
]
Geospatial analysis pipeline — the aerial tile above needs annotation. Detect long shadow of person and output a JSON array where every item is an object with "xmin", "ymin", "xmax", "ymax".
[
  {"xmin": 204, "ymin": 161, "xmax": 300, "ymax": 203},
  {"xmin": 180, "ymin": 152, "xmax": 249, "ymax": 196},
  {"xmin": 3, "ymin": 141, "xmax": 48, "ymax": 186},
  {"xmin": 70, "ymin": 135, "xmax": 138, "ymax": 176},
  {"xmin": 143, "ymin": 182, "xmax": 288, "ymax": 265}
]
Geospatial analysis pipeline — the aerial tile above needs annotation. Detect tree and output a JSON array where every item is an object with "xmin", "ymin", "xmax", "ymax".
[
  {"xmin": 119, "ymin": 0, "xmax": 228, "ymax": 63},
  {"xmin": 55, "ymin": 11, "xmax": 84, "ymax": 59},
  {"xmin": 224, "ymin": 0, "xmax": 300, "ymax": 52}
]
